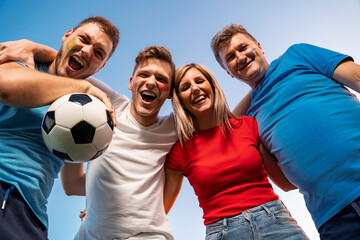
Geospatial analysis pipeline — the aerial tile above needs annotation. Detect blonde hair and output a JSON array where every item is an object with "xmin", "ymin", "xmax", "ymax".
[{"xmin": 172, "ymin": 63, "xmax": 234, "ymax": 143}]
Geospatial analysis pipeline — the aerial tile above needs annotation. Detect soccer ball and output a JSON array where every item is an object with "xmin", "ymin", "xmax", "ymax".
[{"xmin": 42, "ymin": 93, "xmax": 114, "ymax": 163}]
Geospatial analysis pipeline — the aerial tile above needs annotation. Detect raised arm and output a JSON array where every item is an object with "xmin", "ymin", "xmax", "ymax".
[
  {"xmin": 164, "ymin": 169, "xmax": 183, "ymax": 214},
  {"xmin": 232, "ymin": 91, "xmax": 252, "ymax": 117},
  {"xmin": 0, "ymin": 39, "xmax": 57, "ymax": 68},
  {"xmin": 333, "ymin": 59, "xmax": 360, "ymax": 93},
  {"xmin": 259, "ymin": 143, "xmax": 297, "ymax": 192},
  {"xmin": 60, "ymin": 162, "xmax": 86, "ymax": 196}
]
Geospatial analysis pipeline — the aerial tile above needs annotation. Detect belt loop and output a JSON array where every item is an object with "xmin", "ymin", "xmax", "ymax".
[
  {"xmin": 223, "ymin": 217, "xmax": 228, "ymax": 228},
  {"xmin": 262, "ymin": 204, "xmax": 272, "ymax": 216}
]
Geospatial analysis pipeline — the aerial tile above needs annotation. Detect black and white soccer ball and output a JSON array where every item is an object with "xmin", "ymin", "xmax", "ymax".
[{"xmin": 42, "ymin": 93, "xmax": 114, "ymax": 163}]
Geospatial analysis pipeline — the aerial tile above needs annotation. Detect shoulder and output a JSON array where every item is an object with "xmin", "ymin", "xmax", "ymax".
[
  {"xmin": 230, "ymin": 116, "xmax": 257, "ymax": 128},
  {"xmin": 86, "ymin": 77, "xmax": 123, "ymax": 102}
]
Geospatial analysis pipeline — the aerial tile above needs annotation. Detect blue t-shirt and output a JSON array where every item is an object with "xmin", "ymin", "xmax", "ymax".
[
  {"xmin": 0, "ymin": 62, "xmax": 63, "ymax": 228},
  {"xmin": 247, "ymin": 43, "xmax": 360, "ymax": 229}
]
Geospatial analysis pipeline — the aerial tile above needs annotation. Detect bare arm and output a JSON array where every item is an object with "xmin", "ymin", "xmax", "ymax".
[
  {"xmin": 232, "ymin": 91, "xmax": 252, "ymax": 117},
  {"xmin": 259, "ymin": 143, "xmax": 297, "ymax": 192},
  {"xmin": 60, "ymin": 162, "xmax": 86, "ymax": 196},
  {"xmin": 0, "ymin": 39, "xmax": 57, "ymax": 68},
  {"xmin": 164, "ymin": 169, "xmax": 183, "ymax": 214},
  {"xmin": 0, "ymin": 62, "xmax": 115, "ymax": 123},
  {"xmin": 333, "ymin": 59, "xmax": 360, "ymax": 93}
]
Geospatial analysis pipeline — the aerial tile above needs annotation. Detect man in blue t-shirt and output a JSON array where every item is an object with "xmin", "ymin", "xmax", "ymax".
[
  {"xmin": 211, "ymin": 24, "xmax": 360, "ymax": 240},
  {"xmin": 0, "ymin": 16, "xmax": 119, "ymax": 239}
]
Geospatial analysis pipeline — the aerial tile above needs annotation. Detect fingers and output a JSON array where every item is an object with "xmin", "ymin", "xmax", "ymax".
[
  {"xmin": 88, "ymin": 86, "xmax": 117, "ymax": 126},
  {"xmin": 0, "ymin": 40, "xmax": 36, "ymax": 68},
  {"xmin": 79, "ymin": 209, "xmax": 87, "ymax": 221}
]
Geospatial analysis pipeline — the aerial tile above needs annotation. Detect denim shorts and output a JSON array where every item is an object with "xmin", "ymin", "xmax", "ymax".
[{"xmin": 205, "ymin": 200, "xmax": 309, "ymax": 240}]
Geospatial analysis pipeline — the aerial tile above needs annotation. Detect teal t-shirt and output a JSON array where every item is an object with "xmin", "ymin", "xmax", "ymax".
[
  {"xmin": 0, "ymin": 62, "xmax": 63, "ymax": 228},
  {"xmin": 247, "ymin": 43, "xmax": 360, "ymax": 229}
]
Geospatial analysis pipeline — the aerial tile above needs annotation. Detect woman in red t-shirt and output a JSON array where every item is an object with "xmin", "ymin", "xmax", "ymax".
[{"xmin": 164, "ymin": 63, "xmax": 308, "ymax": 240}]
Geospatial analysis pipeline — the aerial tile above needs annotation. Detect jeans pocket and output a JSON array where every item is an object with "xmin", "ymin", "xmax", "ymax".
[
  {"xmin": 271, "ymin": 206, "xmax": 298, "ymax": 225},
  {"xmin": 205, "ymin": 231, "xmax": 223, "ymax": 240}
]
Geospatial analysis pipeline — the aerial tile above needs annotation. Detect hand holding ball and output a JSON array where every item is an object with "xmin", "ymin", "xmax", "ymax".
[{"xmin": 42, "ymin": 93, "xmax": 114, "ymax": 163}]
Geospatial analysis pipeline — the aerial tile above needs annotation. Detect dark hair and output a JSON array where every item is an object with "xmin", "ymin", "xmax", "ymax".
[
  {"xmin": 211, "ymin": 24, "xmax": 257, "ymax": 69},
  {"xmin": 133, "ymin": 46, "xmax": 175, "ymax": 76},
  {"xmin": 74, "ymin": 16, "xmax": 120, "ymax": 59}
]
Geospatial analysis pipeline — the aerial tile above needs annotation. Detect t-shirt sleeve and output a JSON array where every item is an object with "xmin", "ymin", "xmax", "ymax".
[
  {"xmin": 240, "ymin": 116, "xmax": 260, "ymax": 145},
  {"xmin": 288, "ymin": 43, "xmax": 353, "ymax": 78},
  {"xmin": 165, "ymin": 142, "xmax": 184, "ymax": 172}
]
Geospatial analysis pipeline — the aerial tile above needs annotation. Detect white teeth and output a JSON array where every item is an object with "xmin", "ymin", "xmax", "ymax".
[
  {"xmin": 73, "ymin": 56, "xmax": 84, "ymax": 67},
  {"xmin": 142, "ymin": 91, "xmax": 156, "ymax": 97},
  {"xmin": 193, "ymin": 95, "xmax": 206, "ymax": 104}
]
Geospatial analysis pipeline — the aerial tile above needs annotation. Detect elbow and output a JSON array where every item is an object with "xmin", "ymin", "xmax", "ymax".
[
  {"xmin": 63, "ymin": 187, "xmax": 76, "ymax": 196},
  {"xmin": 279, "ymin": 184, "xmax": 297, "ymax": 192}
]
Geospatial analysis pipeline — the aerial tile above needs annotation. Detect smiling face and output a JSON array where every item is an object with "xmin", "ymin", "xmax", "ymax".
[
  {"xmin": 219, "ymin": 33, "xmax": 269, "ymax": 89},
  {"xmin": 50, "ymin": 23, "xmax": 113, "ymax": 79},
  {"xmin": 178, "ymin": 67, "xmax": 215, "ymax": 122},
  {"xmin": 128, "ymin": 58, "xmax": 173, "ymax": 126}
]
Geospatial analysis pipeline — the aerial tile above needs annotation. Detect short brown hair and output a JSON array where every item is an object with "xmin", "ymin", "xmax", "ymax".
[
  {"xmin": 133, "ymin": 46, "xmax": 176, "ymax": 76},
  {"xmin": 74, "ymin": 16, "xmax": 120, "ymax": 59},
  {"xmin": 211, "ymin": 24, "xmax": 257, "ymax": 69}
]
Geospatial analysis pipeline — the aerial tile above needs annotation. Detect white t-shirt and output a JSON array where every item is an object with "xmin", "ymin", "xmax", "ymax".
[{"xmin": 75, "ymin": 78, "xmax": 177, "ymax": 239}]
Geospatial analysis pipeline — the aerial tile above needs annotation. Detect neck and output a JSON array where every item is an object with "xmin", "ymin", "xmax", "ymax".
[
  {"xmin": 129, "ymin": 105, "xmax": 158, "ymax": 127},
  {"xmin": 195, "ymin": 111, "xmax": 218, "ymax": 131}
]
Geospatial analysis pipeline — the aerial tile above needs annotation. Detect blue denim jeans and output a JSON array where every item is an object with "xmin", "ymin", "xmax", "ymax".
[
  {"xmin": 318, "ymin": 196, "xmax": 360, "ymax": 240},
  {"xmin": 205, "ymin": 200, "xmax": 308, "ymax": 240}
]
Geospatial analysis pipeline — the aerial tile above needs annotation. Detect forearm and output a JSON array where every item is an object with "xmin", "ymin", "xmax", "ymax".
[
  {"xmin": 164, "ymin": 169, "xmax": 183, "ymax": 214},
  {"xmin": 60, "ymin": 162, "xmax": 86, "ymax": 196},
  {"xmin": 0, "ymin": 62, "xmax": 91, "ymax": 108},
  {"xmin": 33, "ymin": 44, "xmax": 57, "ymax": 64},
  {"xmin": 232, "ymin": 91, "xmax": 252, "ymax": 117},
  {"xmin": 259, "ymin": 144, "xmax": 297, "ymax": 192}
]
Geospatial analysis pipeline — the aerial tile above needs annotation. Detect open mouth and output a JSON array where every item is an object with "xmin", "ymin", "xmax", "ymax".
[
  {"xmin": 141, "ymin": 91, "xmax": 156, "ymax": 103},
  {"xmin": 193, "ymin": 95, "xmax": 206, "ymax": 104},
  {"xmin": 69, "ymin": 56, "xmax": 84, "ymax": 71}
]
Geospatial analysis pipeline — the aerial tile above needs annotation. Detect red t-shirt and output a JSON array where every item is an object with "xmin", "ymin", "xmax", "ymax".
[{"xmin": 165, "ymin": 117, "xmax": 279, "ymax": 225}]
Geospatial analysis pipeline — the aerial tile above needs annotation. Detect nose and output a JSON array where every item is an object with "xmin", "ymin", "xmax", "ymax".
[
  {"xmin": 235, "ymin": 51, "xmax": 246, "ymax": 63},
  {"xmin": 81, "ymin": 45, "xmax": 92, "ymax": 58},
  {"xmin": 191, "ymin": 83, "xmax": 200, "ymax": 93},
  {"xmin": 146, "ymin": 76, "xmax": 157, "ymax": 88}
]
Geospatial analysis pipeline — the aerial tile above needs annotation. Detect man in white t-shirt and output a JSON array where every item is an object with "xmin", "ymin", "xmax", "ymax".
[{"xmin": 61, "ymin": 46, "xmax": 178, "ymax": 239}]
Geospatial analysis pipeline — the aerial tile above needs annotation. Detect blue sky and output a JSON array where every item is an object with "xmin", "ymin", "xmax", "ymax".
[{"xmin": 1, "ymin": 0, "xmax": 359, "ymax": 239}]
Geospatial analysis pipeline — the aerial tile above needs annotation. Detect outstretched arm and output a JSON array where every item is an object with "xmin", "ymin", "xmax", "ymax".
[
  {"xmin": 232, "ymin": 91, "xmax": 252, "ymax": 117},
  {"xmin": 259, "ymin": 143, "xmax": 297, "ymax": 192},
  {"xmin": 164, "ymin": 169, "xmax": 183, "ymax": 214},
  {"xmin": 0, "ymin": 62, "xmax": 116, "ymax": 123},
  {"xmin": 333, "ymin": 59, "xmax": 360, "ymax": 93},
  {"xmin": 60, "ymin": 162, "xmax": 86, "ymax": 196},
  {"xmin": 0, "ymin": 39, "xmax": 57, "ymax": 68}
]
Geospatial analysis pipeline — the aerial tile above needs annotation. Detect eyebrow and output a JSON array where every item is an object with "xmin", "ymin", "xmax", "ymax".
[{"xmin": 82, "ymin": 33, "xmax": 107, "ymax": 57}]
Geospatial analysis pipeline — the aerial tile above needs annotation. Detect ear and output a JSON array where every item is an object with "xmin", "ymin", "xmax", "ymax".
[
  {"xmin": 128, "ymin": 76, "xmax": 133, "ymax": 90},
  {"xmin": 99, "ymin": 62, "xmax": 106, "ymax": 71},
  {"xmin": 257, "ymin": 42, "xmax": 265, "ymax": 54},
  {"xmin": 226, "ymin": 70, "xmax": 234, "ymax": 78},
  {"xmin": 62, "ymin": 29, "xmax": 73, "ymax": 42}
]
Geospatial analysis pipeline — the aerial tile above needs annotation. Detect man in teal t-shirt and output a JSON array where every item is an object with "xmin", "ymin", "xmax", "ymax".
[
  {"xmin": 0, "ymin": 16, "xmax": 119, "ymax": 239},
  {"xmin": 211, "ymin": 24, "xmax": 360, "ymax": 240}
]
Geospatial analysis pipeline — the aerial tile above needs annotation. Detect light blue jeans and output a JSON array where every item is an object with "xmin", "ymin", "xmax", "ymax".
[{"xmin": 205, "ymin": 200, "xmax": 309, "ymax": 240}]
